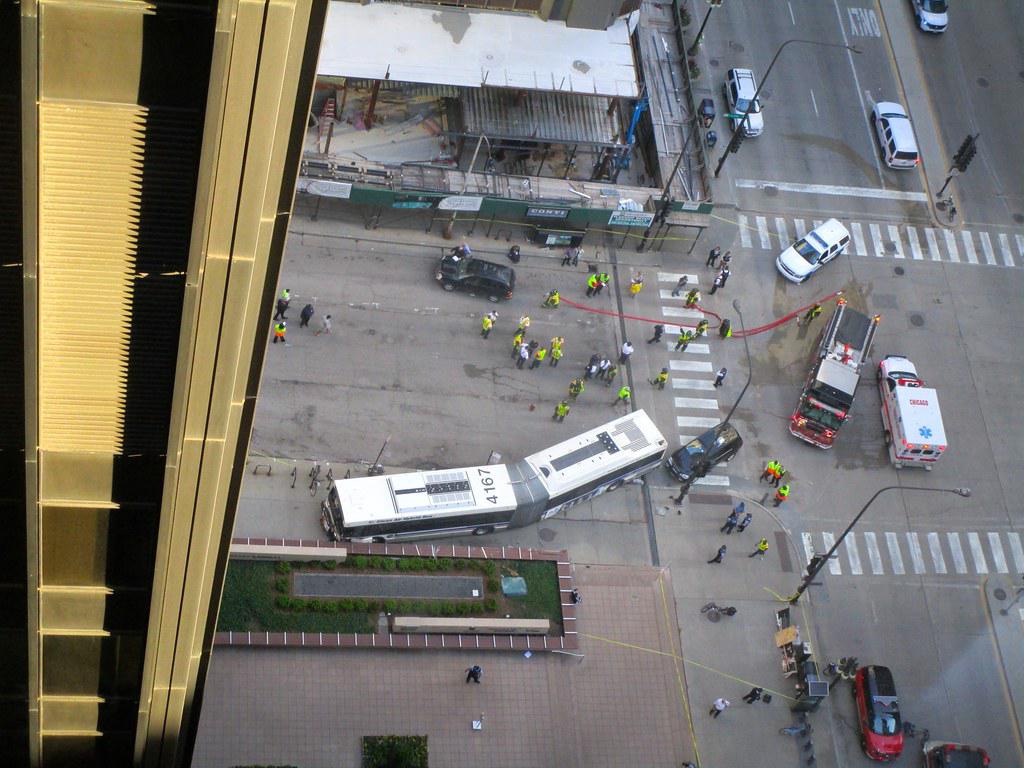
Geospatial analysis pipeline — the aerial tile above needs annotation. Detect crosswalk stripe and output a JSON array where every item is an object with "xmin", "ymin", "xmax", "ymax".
[
  {"xmin": 906, "ymin": 532, "xmax": 926, "ymax": 574},
  {"xmin": 888, "ymin": 225, "xmax": 905, "ymax": 259},
  {"xmin": 674, "ymin": 396, "xmax": 720, "ymax": 410},
  {"xmin": 850, "ymin": 222, "xmax": 867, "ymax": 256},
  {"xmin": 665, "ymin": 341, "xmax": 711, "ymax": 354},
  {"xmin": 864, "ymin": 532, "xmax": 884, "ymax": 574},
  {"xmin": 738, "ymin": 214, "xmax": 752, "ymax": 248},
  {"xmin": 677, "ymin": 416, "xmax": 720, "ymax": 429},
  {"xmin": 947, "ymin": 532, "xmax": 968, "ymax": 574},
  {"xmin": 694, "ymin": 474, "xmax": 730, "ymax": 487},
  {"xmin": 658, "ymin": 272, "xmax": 699, "ymax": 283},
  {"xmin": 775, "ymin": 217, "xmax": 790, "ymax": 246},
  {"xmin": 960, "ymin": 231, "xmax": 978, "ymax": 264},
  {"xmin": 756, "ymin": 216, "xmax": 771, "ymax": 249},
  {"xmin": 794, "ymin": 218, "xmax": 807, "ymax": 238},
  {"xmin": 928, "ymin": 532, "xmax": 947, "ymax": 574},
  {"xmin": 966, "ymin": 532, "xmax": 988, "ymax": 573},
  {"xmin": 943, "ymin": 229, "xmax": 960, "ymax": 262},
  {"xmin": 801, "ymin": 532, "xmax": 815, "ymax": 565},
  {"xmin": 885, "ymin": 532, "xmax": 905, "ymax": 575},
  {"xmin": 906, "ymin": 227, "xmax": 923, "ymax": 260},
  {"xmin": 924, "ymin": 227, "xmax": 942, "ymax": 261},
  {"xmin": 1016, "ymin": 235, "xmax": 1024, "ymax": 262},
  {"xmin": 998, "ymin": 234, "xmax": 1015, "ymax": 267},
  {"xmin": 1007, "ymin": 532, "xmax": 1024, "ymax": 573},
  {"xmin": 670, "ymin": 360, "xmax": 714, "ymax": 372},
  {"xmin": 813, "ymin": 219, "xmax": 824, "ymax": 229},
  {"xmin": 661, "ymin": 306, "xmax": 704, "ymax": 319},
  {"xmin": 845, "ymin": 533, "xmax": 863, "ymax": 575},
  {"xmin": 869, "ymin": 223, "xmax": 885, "ymax": 257},
  {"xmin": 979, "ymin": 231, "xmax": 997, "ymax": 266},
  {"xmin": 671, "ymin": 378, "xmax": 716, "ymax": 391},
  {"xmin": 987, "ymin": 533, "xmax": 1009, "ymax": 573},
  {"xmin": 822, "ymin": 532, "xmax": 842, "ymax": 575}
]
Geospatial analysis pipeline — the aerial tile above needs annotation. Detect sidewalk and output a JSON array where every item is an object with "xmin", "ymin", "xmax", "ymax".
[{"xmin": 983, "ymin": 576, "xmax": 1024, "ymax": 746}]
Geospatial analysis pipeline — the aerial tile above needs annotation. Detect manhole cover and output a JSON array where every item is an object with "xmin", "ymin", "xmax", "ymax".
[
  {"xmin": 538, "ymin": 527, "xmax": 557, "ymax": 542},
  {"xmin": 764, "ymin": 185, "xmax": 779, "ymax": 197},
  {"xmin": 909, "ymin": 313, "xmax": 924, "ymax": 327},
  {"xmin": 709, "ymin": 58, "xmax": 720, "ymax": 67},
  {"xmin": 729, "ymin": 42, "xmax": 745, "ymax": 53},
  {"xmin": 977, "ymin": 77, "xmax": 989, "ymax": 88},
  {"xmin": 894, "ymin": 266, "xmax": 905, "ymax": 276},
  {"xmin": 994, "ymin": 587, "xmax": 1007, "ymax": 600},
  {"xmin": 706, "ymin": 611, "xmax": 721, "ymax": 623},
  {"xmin": 885, "ymin": 240, "xmax": 898, "ymax": 254},
  {"xmin": 1014, "ymin": 213, "xmax": 1024, "ymax": 224}
]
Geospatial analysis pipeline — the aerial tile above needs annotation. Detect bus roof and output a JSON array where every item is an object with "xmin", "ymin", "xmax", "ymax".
[
  {"xmin": 522, "ymin": 409, "xmax": 667, "ymax": 497},
  {"xmin": 336, "ymin": 464, "xmax": 518, "ymax": 527}
]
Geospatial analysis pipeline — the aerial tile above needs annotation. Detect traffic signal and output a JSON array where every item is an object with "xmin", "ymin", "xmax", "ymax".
[{"xmin": 953, "ymin": 134, "xmax": 978, "ymax": 173}]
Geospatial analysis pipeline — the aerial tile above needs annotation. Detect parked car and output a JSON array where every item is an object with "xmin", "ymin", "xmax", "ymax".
[
  {"xmin": 723, "ymin": 68, "xmax": 764, "ymax": 137},
  {"xmin": 665, "ymin": 422, "xmax": 742, "ymax": 483},
  {"xmin": 910, "ymin": 0, "xmax": 948, "ymax": 33},
  {"xmin": 775, "ymin": 218, "xmax": 851, "ymax": 283},
  {"xmin": 853, "ymin": 665, "xmax": 904, "ymax": 761},
  {"xmin": 871, "ymin": 102, "xmax": 920, "ymax": 169},
  {"xmin": 435, "ymin": 252, "xmax": 515, "ymax": 302},
  {"xmin": 922, "ymin": 740, "xmax": 989, "ymax": 768}
]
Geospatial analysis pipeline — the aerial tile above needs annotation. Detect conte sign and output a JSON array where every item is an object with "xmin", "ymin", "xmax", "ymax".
[
  {"xmin": 526, "ymin": 206, "xmax": 571, "ymax": 219},
  {"xmin": 608, "ymin": 210, "xmax": 655, "ymax": 227},
  {"xmin": 437, "ymin": 195, "xmax": 484, "ymax": 212}
]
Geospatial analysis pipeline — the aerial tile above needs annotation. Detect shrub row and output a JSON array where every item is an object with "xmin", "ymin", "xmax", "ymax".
[
  {"xmin": 273, "ymin": 595, "xmax": 498, "ymax": 616},
  {"xmin": 272, "ymin": 555, "xmax": 500, "ymax": 577}
]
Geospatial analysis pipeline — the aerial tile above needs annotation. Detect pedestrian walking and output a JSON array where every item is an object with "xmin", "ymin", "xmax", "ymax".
[
  {"xmin": 707, "ymin": 545, "xmax": 727, "ymax": 564},
  {"xmin": 737, "ymin": 511, "xmax": 753, "ymax": 533},
  {"xmin": 647, "ymin": 324, "xmax": 664, "ymax": 344},
  {"xmin": 773, "ymin": 484, "xmax": 790, "ymax": 507},
  {"xmin": 542, "ymin": 289, "xmax": 560, "ymax": 308},
  {"xmin": 721, "ymin": 251, "xmax": 732, "ymax": 268},
  {"xmin": 709, "ymin": 271, "xmax": 723, "ymax": 295},
  {"xmin": 675, "ymin": 330, "xmax": 694, "ymax": 352},
  {"xmin": 527, "ymin": 340, "xmax": 539, "ymax": 355},
  {"xmin": 684, "ymin": 288, "xmax": 701, "ymax": 308},
  {"xmin": 619, "ymin": 340, "xmax": 634, "ymax": 364},
  {"xmin": 720, "ymin": 509, "xmax": 739, "ymax": 534},
  {"xmin": 481, "ymin": 314, "xmax": 494, "ymax": 338},
  {"xmin": 530, "ymin": 346, "xmax": 547, "ymax": 369},
  {"xmin": 299, "ymin": 303, "xmax": 314, "ymax": 328},
  {"xmin": 549, "ymin": 336, "xmax": 565, "ymax": 355},
  {"xmin": 553, "ymin": 400, "xmax": 570, "ymax": 422},
  {"xmin": 695, "ymin": 319, "xmax": 709, "ymax": 337},
  {"xmin": 273, "ymin": 295, "xmax": 290, "ymax": 321},
  {"xmin": 515, "ymin": 315, "xmax": 531, "ymax": 335},
  {"xmin": 614, "ymin": 385, "xmax": 631, "ymax": 406},
  {"xmin": 604, "ymin": 364, "xmax": 618, "ymax": 387},
  {"xmin": 742, "ymin": 687, "xmax": 764, "ymax": 704},
  {"xmin": 719, "ymin": 266, "xmax": 731, "ymax": 287},
  {"xmin": 714, "ymin": 367, "xmax": 728, "ymax": 388},
  {"xmin": 749, "ymin": 537, "xmax": 769, "ymax": 558},
  {"xmin": 650, "ymin": 368, "xmax": 669, "ymax": 390},
  {"xmin": 629, "ymin": 272, "xmax": 644, "ymax": 297},
  {"xmin": 507, "ymin": 245, "xmax": 521, "ymax": 263},
  {"xmin": 673, "ymin": 480, "xmax": 693, "ymax": 504},
  {"xmin": 706, "ymin": 246, "xmax": 722, "ymax": 268},
  {"xmin": 465, "ymin": 665, "xmax": 482, "ymax": 684},
  {"xmin": 799, "ymin": 304, "xmax": 823, "ymax": 327},
  {"xmin": 549, "ymin": 345, "xmax": 563, "ymax": 366},
  {"xmin": 315, "ymin": 314, "xmax": 332, "ymax": 336},
  {"xmin": 772, "ymin": 465, "xmax": 787, "ymax": 488},
  {"xmin": 272, "ymin": 321, "xmax": 286, "ymax": 344},
  {"xmin": 671, "ymin": 275, "xmax": 689, "ymax": 297},
  {"xmin": 709, "ymin": 697, "xmax": 730, "ymax": 717},
  {"xmin": 584, "ymin": 353, "xmax": 600, "ymax": 380},
  {"xmin": 760, "ymin": 460, "xmax": 779, "ymax": 483},
  {"xmin": 568, "ymin": 378, "xmax": 584, "ymax": 401},
  {"xmin": 597, "ymin": 357, "xmax": 611, "ymax": 379},
  {"xmin": 561, "ymin": 247, "xmax": 581, "ymax": 267},
  {"xmin": 511, "ymin": 332, "xmax": 525, "ymax": 359},
  {"xmin": 586, "ymin": 273, "xmax": 600, "ymax": 297},
  {"xmin": 516, "ymin": 343, "xmax": 529, "ymax": 369}
]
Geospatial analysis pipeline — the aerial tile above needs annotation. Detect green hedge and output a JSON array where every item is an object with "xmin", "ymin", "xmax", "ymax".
[{"xmin": 362, "ymin": 735, "xmax": 428, "ymax": 768}]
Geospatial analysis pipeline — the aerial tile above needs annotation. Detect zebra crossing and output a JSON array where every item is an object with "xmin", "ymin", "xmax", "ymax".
[
  {"xmin": 800, "ymin": 529, "xmax": 1024, "ymax": 578},
  {"xmin": 656, "ymin": 272, "xmax": 729, "ymax": 488},
  {"xmin": 737, "ymin": 213, "xmax": 1022, "ymax": 268}
]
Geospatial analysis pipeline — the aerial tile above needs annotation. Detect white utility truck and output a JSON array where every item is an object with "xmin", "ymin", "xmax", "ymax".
[{"xmin": 877, "ymin": 355, "xmax": 947, "ymax": 469}]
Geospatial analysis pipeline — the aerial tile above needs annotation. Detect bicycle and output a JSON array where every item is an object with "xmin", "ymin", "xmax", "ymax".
[
  {"xmin": 309, "ymin": 462, "xmax": 322, "ymax": 496},
  {"xmin": 700, "ymin": 602, "xmax": 738, "ymax": 621},
  {"xmin": 780, "ymin": 723, "xmax": 811, "ymax": 738}
]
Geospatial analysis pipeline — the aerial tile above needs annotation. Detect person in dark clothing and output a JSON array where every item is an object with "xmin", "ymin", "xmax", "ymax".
[
  {"xmin": 465, "ymin": 665, "xmax": 482, "ymax": 683},
  {"xmin": 299, "ymin": 303, "xmax": 314, "ymax": 328},
  {"xmin": 706, "ymin": 246, "xmax": 722, "ymax": 268},
  {"xmin": 707, "ymin": 545, "xmax": 727, "ymax": 564},
  {"xmin": 742, "ymin": 686, "xmax": 764, "ymax": 704},
  {"xmin": 274, "ymin": 297, "xmax": 290, "ymax": 320},
  {"xmin": 720, "ymin": 510, "xmax": 739, "ymax": 534},
  {"xmin": 647, "ymin": 324, "xmax": 664, "ymax": 343}
]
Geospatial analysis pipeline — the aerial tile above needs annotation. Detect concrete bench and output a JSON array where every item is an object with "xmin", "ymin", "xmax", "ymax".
[
  {"xmin": 230, "ymin": 543, "xmax": 347, "ymax": 562},
  {"xmin": 390, "ymin": 616, "xmax": 550, "ymax": 635}
]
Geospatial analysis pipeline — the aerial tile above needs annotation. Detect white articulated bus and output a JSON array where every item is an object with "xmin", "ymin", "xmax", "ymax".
[{"xmin": 320, "ymin": 410, "xmax": 668, "ymax": 542}]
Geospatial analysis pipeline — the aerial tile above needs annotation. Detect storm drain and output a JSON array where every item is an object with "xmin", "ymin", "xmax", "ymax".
[{"xmin": 292, "ymin": 572, "xmax": 483, "ymax": 599}]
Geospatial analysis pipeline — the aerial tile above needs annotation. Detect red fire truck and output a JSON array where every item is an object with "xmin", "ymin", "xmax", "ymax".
[{"xmin": 790, "ymin": 299, "xmax": 880, "ymax": 448}]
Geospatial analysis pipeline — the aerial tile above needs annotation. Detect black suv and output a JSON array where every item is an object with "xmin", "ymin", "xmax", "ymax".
[
  {"xmin": 435, "ymin": 253, "xmax": 515, "ymax": 302},
  {"xmin": 666, "ymin": 422, "xmax": 742, "ymax": 483}
]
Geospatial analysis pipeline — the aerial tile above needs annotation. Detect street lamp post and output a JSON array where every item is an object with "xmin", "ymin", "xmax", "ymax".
[
  {"xmin": 443, "ymin": 133, "xmax": 490, "ymax": 239},
  {"xmin": 714, "ymin": 39, "xmax": 860, "ymax": 178},
  {"xmin": 722, "ymin": 299, "xmax": 750, "ymax": 426},
  {"xmin": 789, "ymin": 486, "xmax": 971, "ymax": 605}
]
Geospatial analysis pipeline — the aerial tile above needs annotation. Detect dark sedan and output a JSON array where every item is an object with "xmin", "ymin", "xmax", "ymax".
[
  {"xmin": 435, "ymin": 252, "xmax": 515, "ymax": 302},
  {"xmin": 665, "ymin": 422, "xmax": 742, "ymax": 482}
]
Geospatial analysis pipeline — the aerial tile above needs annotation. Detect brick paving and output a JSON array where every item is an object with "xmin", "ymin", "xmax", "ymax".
[{"xmin": 193, "ymin": 564, "xmax": 693, "ymax": 768}]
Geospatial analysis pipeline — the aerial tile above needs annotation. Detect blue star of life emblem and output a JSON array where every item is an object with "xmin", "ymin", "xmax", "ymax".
[{"xmin": 918, "ymin": 426, "xmax": 933, "ymax": 439}]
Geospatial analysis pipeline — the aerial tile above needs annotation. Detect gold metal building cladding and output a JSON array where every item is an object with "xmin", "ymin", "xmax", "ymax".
[{"xmin": 10, "ymin": 1, "xmax": 328, "ymax": 765}]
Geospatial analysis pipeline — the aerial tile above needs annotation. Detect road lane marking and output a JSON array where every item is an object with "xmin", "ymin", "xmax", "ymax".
[
  {"xmin": 677, "ymin": 416, "xmax": 720, "ymax": 429},
  {"xmin": 810, "ymin": 89, "xmax": 819, "ymax": 116},
  {"xmin": 869, "ymin": 223, "xmax": 885, "ymax": 257},
  {"xmin": 998, "ymin": 233, "xmax": 1015, "ymax": 267},
  {"xmin": 658, "ymin": 272, "xmax": 699, "ymax": 284},
  {"xmin": 738, "ymin": 214, "xmax": 752, "ymax": 248},
  {"xmin": 661, "ymin": 306, "xmax": 704, "ymax": 319},
  {"xmin": 1007, "ymin": 532, "xmax": 1024, "ymax": 573},
  {"xmin": 670, "ymin": 360, "xmax": 714, "ymax": 372},
  {"xmin": 906, "ymin": 227, "xmax": 923, "ymax": 260},
  {"xmin": 924, "ymin": 227, "xmax": 941, "ymax": 261},
  {"xmin": 733, "ymin": 179, "xmax": 927, "ymax": 201},
  {"xmin": 960, "ymin": 231, "xmax": 978, "ymax": 264},
  {"xmin": 756, "ymin": 216, "xmax": 771, "ymax": 249},
  {"xmin": 665, "ymin": 341, "xmax": 711, "ymax": 355},
  {"xmin": 979, "ymin": 231, "xmax": 997, "ymax": 266},
  {"xmin": 967, "ymin": 532, "xmax": 988, "ymax": 573},
  {"xmin": 794, "ymin": 218, "xmax": 807, "ymax": 238},
  {"xmin": 822, "ymin": 532, "xmax": 842, "ymax": 574},
  {"xmin": 864, "ymin": 532, "xmax": 884, "ymax": 574},
  {"xmin": 1016, "ymin": 235, "xmax": 1024, "ymax": 261},
  {"xmin": 802, "ymin": 533, "xmax": 815, "ymax": 565},
  {"xmin": 942, "ymin": 229, "xmax": 960, "ymax": 262},
  {"xmin": 906, "ymin": 532, "xmax": 926, "ymax": 574},
  {"xmin": 988, "ymin": 532, "xmax": 1009, "ymax": 573},
  {"xmin": 672, "ymin": 378, "xmax": 715, "ymax": 391},
  {"xmin": 928, "ymin": 532, "xmax": 947, "ymax": 574},
  {"xmin": 813, "ymin": 220, "xmax": 824, "ymax": 229},
  {"xmin": 885, "ymin": 532, "xmax": 905, "ymax": 575},
  {"xmin": 947, "ymin": 533, "xmax": 967, "ymax": 574},
  {"xmin": 888, "ymin": 225, "xmax": 904, "ymax": 259},
  {"xmin": 787, "ymin": 1, "xmax": 796, "ymax": 25},
  {"xmin": 674, "ymin": 397, "xmax": 720, "ymax": 410},
  {"xmin": 775, "ymin": 217, "xmax": 789, "ymax": 246},
  {"xmin": 845, "ymin": 533, "xmax": 863, "ymax": 575},
  {"xmin": 851, "ymin": 222, "xmax": 867, "ymax": 255},
  {"xmin": 694, "ymin": 474, "xmax": 730, "ymax": 487}
]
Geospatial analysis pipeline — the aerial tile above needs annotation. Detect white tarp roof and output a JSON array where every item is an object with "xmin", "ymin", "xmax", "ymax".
[{"xmin": 318, "ymin": 2, "xmax": 639, "ymax": 98}]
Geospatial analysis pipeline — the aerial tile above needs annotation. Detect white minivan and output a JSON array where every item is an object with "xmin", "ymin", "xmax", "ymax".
[{"xmin": 776, "ymin": 219, "xmax": 851, "ymax": 283}]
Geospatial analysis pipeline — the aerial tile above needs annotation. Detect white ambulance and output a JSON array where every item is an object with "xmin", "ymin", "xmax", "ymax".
[{"xmin": 877, "ymin": 355, "xmax": 947, "ymax": 469}]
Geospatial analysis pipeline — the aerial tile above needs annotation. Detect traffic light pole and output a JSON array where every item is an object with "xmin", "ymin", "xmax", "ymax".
[{"xmin": 935, "ymin": 168, "xmax": 959, "ymax": 199}]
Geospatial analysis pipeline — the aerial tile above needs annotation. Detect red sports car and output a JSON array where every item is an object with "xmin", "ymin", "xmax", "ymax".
[{"xmin": 853, "ymin": 665, "xmax": 904, "ymax": 760}]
